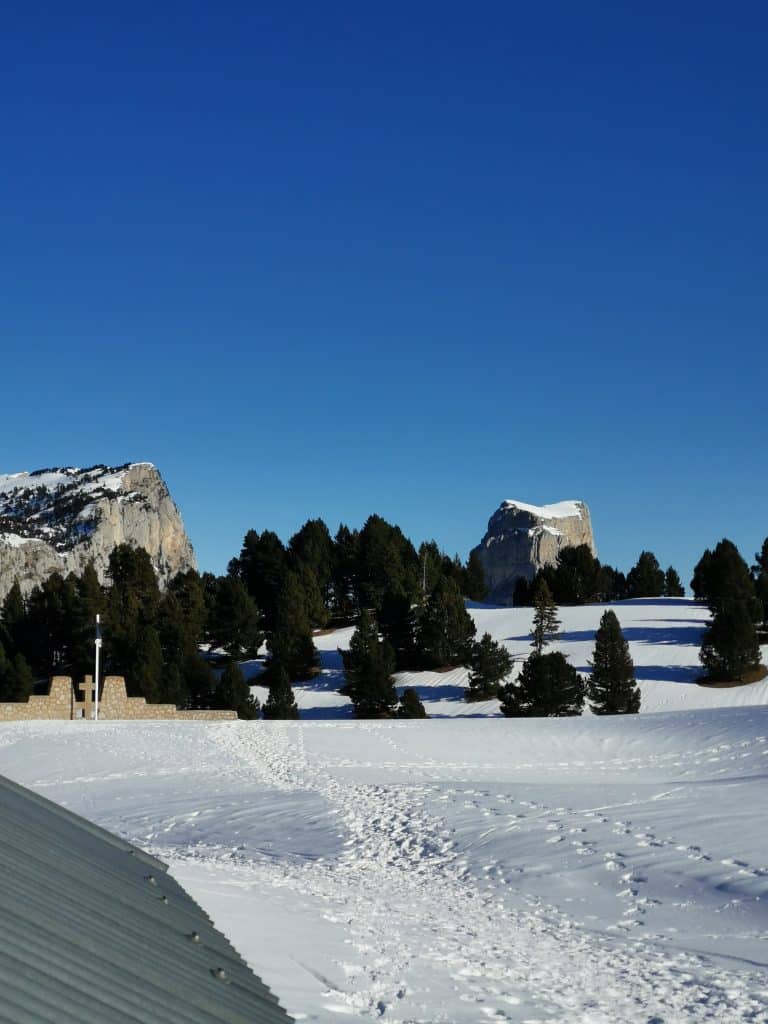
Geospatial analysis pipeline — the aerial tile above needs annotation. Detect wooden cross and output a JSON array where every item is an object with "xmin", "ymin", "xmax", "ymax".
[{"xmin": 78, "ymin": 675, "xmax": 96, "ymax": 719}]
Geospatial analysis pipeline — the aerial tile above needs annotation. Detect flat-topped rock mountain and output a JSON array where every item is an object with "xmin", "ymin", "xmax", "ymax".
[
  {"xmin": 0, "ymin": 462, "xmax": 195, "ymax": 598},
  {"xmin": 471, "ymin": 499, "xmax": 596, "ymax": 604}
]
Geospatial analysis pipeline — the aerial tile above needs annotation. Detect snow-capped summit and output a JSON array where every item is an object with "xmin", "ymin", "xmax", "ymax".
[
  {"xmin": 0, "ymin": 462, "xmax": 195, "ymax": 597},
  {"xmin": 471, "ymin": 498, "xmax": 595, "ymax": 604}
]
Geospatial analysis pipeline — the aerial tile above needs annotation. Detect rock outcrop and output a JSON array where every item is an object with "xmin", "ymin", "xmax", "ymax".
[
  {"xmin": 471, "ymin": 499, "xmax": 596, "ymax": 605},
  {"xmin": 0, "ymin": 463, "xmax": 196, "ymax": 599}
]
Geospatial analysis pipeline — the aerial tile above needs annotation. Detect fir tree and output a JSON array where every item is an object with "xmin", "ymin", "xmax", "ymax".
[
  {"xmin": 530, "ymin": 579, "xmax": 560, "ymax": 655},
  {"xmin": 587, "ymin": 610, "xmax": 640, "ymax": 714},
  {"xmin": 626, "ymin": 551, "xmax": 665, "ymax": 598},
  {"xmin": 466, "ymin": 632, "xmax": 512, "ymax": 700},
  {"xmin": 691, "ymin": 539, "xmax": 759, "ymax": 617},
  {"xmin": 463, "ymin": 550, "xmax": 487, "ymax": 602},
  {"xmin": 340, "ymin": 609, "xmax": 399, "ymax": 717},
  {"xmin": 416, "ymin": 576, "xmax": 477, "ymax": 669},
  {"xmin": 205, "ymin": 576, "xmax": 263, "ymax": 656},
  {"xmin": 262, "ymin": 662, "xmax": 300, "ymax": 719},
  {"xmin": 499, "ymin": 652, "xmax": 585, "ymax": 717},
  {"xmin": 267, "ymin": 570, "xmax": 318, "ymax": 681},
  {"xmin": 663, "ymin": 567, "xmax": 685, "ymax": 598},
  {"xmin": 396, "ymin": 687, "xmax": 427, "ymax": 718},
  {"xmin": 215, "ymin": 659, "xmax": 260, "ymax": 719},
  {"xmin": 754, "ymin": 537, "xmax": 768, "ymax": 627},
  {"xmin": 699, "ymin": 602, "xmax": 762, "ymax": 682},
  {"xmin": 0, "ymin": 643, "xmax": 35, "ymax": 703},
  {"xmin": 379, "ymin": 588, "xmax": 418, "ymax": 670}
]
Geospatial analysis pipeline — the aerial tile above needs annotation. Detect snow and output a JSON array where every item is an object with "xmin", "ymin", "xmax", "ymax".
[
  {"xmin": 0, "ymin": 533, "xmax": 38, "ymax": 548},
  {"xmin": 501, "ymin": 499, "xmax": 583, "ymax": 520},
  {"xmin": 1, "ymin": 710, "xmax": 767, "ymax": 1022},
  {"xmin": 245, "ymin": 599, "xmax": 768, "ymax": 719},
  {"xmin": 1, "ymin": 597, "xmax": 767, "ymax": 1021}
]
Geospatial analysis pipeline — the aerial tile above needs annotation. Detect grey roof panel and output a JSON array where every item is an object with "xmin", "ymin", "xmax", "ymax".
[{"xmin": 0, "ymin": 774, "xmax": 293, "ymax": 1023}]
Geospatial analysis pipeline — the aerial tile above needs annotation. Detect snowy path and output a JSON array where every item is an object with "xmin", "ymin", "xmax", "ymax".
[
  {"xmin": 1, "ymin": 713, "xmax": 767, "ymax": 1022},
  {"xmin": 177, "ymin": 720, "xmax": 768, "ymax": 1022}
]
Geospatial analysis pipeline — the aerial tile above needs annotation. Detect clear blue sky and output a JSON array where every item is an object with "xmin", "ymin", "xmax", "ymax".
[{"xmin": 2, "ymin": 2, "xmax": 766, "ymax": 587}]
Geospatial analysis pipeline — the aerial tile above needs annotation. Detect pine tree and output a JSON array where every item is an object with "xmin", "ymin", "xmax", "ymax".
[
  {"xmin": 262, "ymin": 663, "xmax": 299, "ymax": 719},
  {"xmin": 587, "ymin": 610, "xmax": 640, "ymax": 714},
  {"xmin": 205, "ymin": 576, "xmax": 263, "ymax": 656},
  {"xmin": 699, "ymin": 602, "xmax": 762, "ymax": 683},
  {"xmin": 753, "ymin": 538, "xmax": 768, "ymax": 627},
  {"xmin": 340, "ymin": 609, "xmax": 399, "ymax": 717},
  {"xmin": 215, "ymin": 659, "xmax": 260, "ymax": 719},
  {"xmin": 379, "ymin": 588, "xmax": 418, "ymax": 670},
  {"xmin": 0, "ymin": 644, "xmax": 34, "ymax": 703},
  {"xmin": 289, "ymin": 518, "xmax": 334, "ymax": 609},
  {"xmin": 356, "ymin": 515, "xmax": 420, "ymax": 614},
  {"xmin": 417, "ymin": 576, "xmax": 477, "ymax": 669},
  {"xmin": 267, "ymin": 570, "xmax": 318, "ymax": 681},
  {"xmin": 331, "ymin": 524, "xmax": 360, "ymax": 623},
  {"xmin": 530, "ymin": 580, "xmax": 560, "ymax": 655},
  {"xmin": 550, "ymin": 545, "xmax": 603, "ymax": 604},
  {"xmin": 396, "ymin": 687, "xmax": 427, "ymax": 718},
  {"xmin": 499, "ymin": 652, "xmax": 585, "ymax": 717},
  {"xmin": 463, "ymin": 550, "xmax": 487, "ymax": 602},
  {"xmin": 691, "ymin": 539, "xmax": 759, "ymax": 617},
  {"xmin": 104, "ymin": 545, "xmax": 164, "ymax": 700},
  {"xmin": 663, "ymin": 567, "xmax": 685, "ymax": 598},
  {"xmin": 1, "ymin": 580, "xmax": 26, "ymax": 654},
  {"xmin": 229, "ymin": 530, "xmax": 288, "ymax": 630},
  {"xmin": 466, "ymin": 632, "xmax": 512, "ymax": 701},
  {"xmin": 626, "ymin": 551, "xmax": 665, "ymax": 598}
]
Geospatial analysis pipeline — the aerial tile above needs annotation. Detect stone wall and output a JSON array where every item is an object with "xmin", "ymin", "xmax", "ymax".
[{"xmin": 0, "ymin": 675, "xmax": 236, "ymax": 722}]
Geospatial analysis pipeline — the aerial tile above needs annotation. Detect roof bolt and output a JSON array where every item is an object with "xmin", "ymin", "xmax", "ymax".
[
  {"xmin": 145, "ymin": 874, "xmax": 157, "ymax": 886},
  {"xmin": 189, "ymin": 931, "xmax": 201, "ymax": 943},
  {"xmin": 212, "ymin": 967, "xmax": 227, "ymax": 981},
  {"xmin": 161, "ymin": 895, "xmax": 169, "ymax": 904}
]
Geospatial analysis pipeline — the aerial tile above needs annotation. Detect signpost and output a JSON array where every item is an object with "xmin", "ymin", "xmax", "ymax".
[{"xmin": 94, "ymin": 614, "xmax": 102, "ymax": 721}]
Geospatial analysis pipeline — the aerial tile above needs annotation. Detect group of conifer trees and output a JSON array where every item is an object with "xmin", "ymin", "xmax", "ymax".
[
  {"xmin": 513, "ymin": 546, "xmax": 684, "ymax": 606},
  {"xmin": 467, "ymin": 580, "xmax": 641, "ymax": 716}
]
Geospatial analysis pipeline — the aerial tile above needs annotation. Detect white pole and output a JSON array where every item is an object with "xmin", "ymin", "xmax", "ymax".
[{"xmin": 94, "ymin": 614, "xmax": 102, "ymax": 722}]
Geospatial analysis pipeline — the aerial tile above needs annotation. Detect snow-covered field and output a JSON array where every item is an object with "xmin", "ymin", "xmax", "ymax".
[
  {"xmin": 247, "ymin": 598, "xmax": 768, "ymax": 718},
  {"xmin": 1, "ymin": 599, "xmax": 767, "ymax": 1022}
]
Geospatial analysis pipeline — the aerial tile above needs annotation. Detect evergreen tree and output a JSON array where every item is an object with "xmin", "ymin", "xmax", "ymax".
[
  {"xmin": 215, "ymin": 659, "xmax": 260, "ymax": 719},
  {"xmin": 587, "ymin": 610, "xmax": 640, "ymax": 714},
  {"xmin": 330, "ymin": 524, "xmax": 360, "ymax": 623},
  {"xmin": 356, "ymin": 515, "xmax": 420, "ymax": 615},
  {"xmin": 599, "ymin": 565, "xmax": 628, "ymax": 602},
  {"xmin": 205, "ymin": 576, "xmax": 264, "ymax": 656},
  {"xmin": 267, "ymin": 570, "xmax": 318, "ymax": 681},
  {"xmin": 103, "ymin": 545, "xmax": 164, "ymax": 699},
  {"xmin": 339, "ymin": 609, "xmax": 399, "ymax": 717},
  {"xmin": 499, "ymin": 652, "xmax": 585, "ymax": 717},
  {"xmin": 512, "ymin": 577, "xmax": 532, "ymax": 607},
  {"xmin": 396, "ymin": 687, "xmax": 427, "ymax": 718},
  {"xmin": 0, "ymin": 646, "xmax": 34, "ymax": 703},
  {"xmin": 466, "ymin": 632, "xmax": 513, "ymax": 700},
  {"xmin": 462, "ymin": 550, "xmax": 487, "ymax": 602},
  {"xmin": 699, "ymin": 603, "xmax": 762, "ymax": 682},
  {"xmin": 691, "ymin": 539, "xmax": 759, "ymax": 618},
  {"xmin": 262, "ymin": 663, "xmax": 299, "ymax": 719},
  {"xmin": 753, "ymin": 537, "xmax": 768, "ymax": 627},
  {"xmin": 626, "ymin": 551, "xmax": 665, "ymax": 598},
  {"xmin": 289, "ymin": 518, "xmax": 334, "ymax": 609},
  {"xmin": 416, "ymin": 576, "xmax": 477, "ymax": 669},
  {"xmin": 229, "ymin": 529, "xmax": 288, "ymax": 629},
  {"xmin": 68, "ymin": 563, "xmax": 105, "ymax": 681},
  {"xmin": 24, "ymin": 572, "xmax": 79, "ymax": 677},
  {"xmin": 183, "ymin": 649, "xmax": 218, "ymax": 708},
  {"xmin": 550, "ymin": 545, "xmax": 603, "ymax": 604},
  {"xmin": 379, "ymin": 588, "xmax": 418, "ymax": 670},
  {"xmin": 530, "ymin": 580, "xmax": 560, "ymax": 655},
  {"xmin": 1, "ymin": 580, "xmax": 26, "ymax": 654},
  {"xmin": 663, "ymin": 567, "xmax": 685, "ymax": 598}
]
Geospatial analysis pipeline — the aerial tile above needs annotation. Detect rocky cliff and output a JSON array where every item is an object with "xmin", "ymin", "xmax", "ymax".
[
  {"xmin": 471, "ymin": 499, "xmax": 596, "ymax": 605},
  {"xmin": 0, "ymin": 463, "xmax": 196, "ymax": 598}
]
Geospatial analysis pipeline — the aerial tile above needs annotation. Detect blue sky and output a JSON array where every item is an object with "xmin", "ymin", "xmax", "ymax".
[{"xmin": 2, "ymin": 3, "xmax": 766, "ymax": 586}]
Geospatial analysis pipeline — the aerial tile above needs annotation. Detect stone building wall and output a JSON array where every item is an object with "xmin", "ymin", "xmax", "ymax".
[{"xmin": 0, "ymin": 675, "xmax": 237, "ymax": 722}]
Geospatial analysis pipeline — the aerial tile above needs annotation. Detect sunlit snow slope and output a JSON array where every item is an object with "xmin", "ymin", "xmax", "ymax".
[{"xmin": 245, "ymin": 598, "xmax": 768, "ymax": 719}]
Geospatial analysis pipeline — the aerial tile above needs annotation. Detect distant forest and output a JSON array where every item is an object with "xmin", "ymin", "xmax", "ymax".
[{"xmin": 0, "ymin": 515, "xmax": 766, "ymax": 719}]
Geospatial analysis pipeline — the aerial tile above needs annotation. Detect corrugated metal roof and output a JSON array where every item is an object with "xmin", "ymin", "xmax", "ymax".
[{"xmin": 0, "ymin": 774, "xmax": 294, "ymax": 1024}]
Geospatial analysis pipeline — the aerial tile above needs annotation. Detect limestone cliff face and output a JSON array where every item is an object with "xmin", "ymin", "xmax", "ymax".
[
  {"xmin": 471, "ymin": 499, "xmax": 596, "ymax": 605},
  {"xmin": 0, "ymin": 463, "xmax": 196, "ymax": 598}
]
